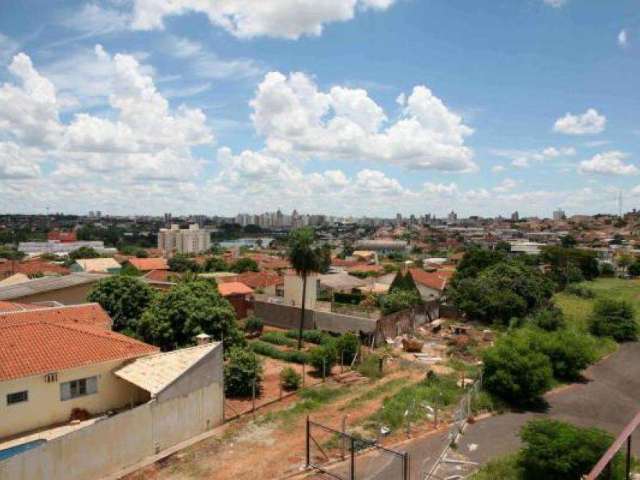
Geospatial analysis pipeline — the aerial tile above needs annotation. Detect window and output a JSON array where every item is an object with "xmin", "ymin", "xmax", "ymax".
[
  {"xmin": 60, "ymin": 376, "xmax": 98, "ymax": 401},
  {"xmin": 7, "ymin": 391, "xmax": 28, "ymax": 405}
]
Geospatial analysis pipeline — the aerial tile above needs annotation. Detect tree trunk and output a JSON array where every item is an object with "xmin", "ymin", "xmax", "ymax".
[{"xmin": 298, "ymin": 273, "xmax": 307, "ymax": 350}]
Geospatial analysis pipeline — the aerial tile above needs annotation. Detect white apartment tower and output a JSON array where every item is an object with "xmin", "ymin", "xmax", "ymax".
[{"xmin": 158, "ymin": 224, "xmax": 211, "ymax": 256}]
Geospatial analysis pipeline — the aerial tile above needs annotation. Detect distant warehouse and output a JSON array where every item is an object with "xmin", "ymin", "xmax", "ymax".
[{"xmin": 354, "ymin": 239, "xmax": 408, "ymax": 254}]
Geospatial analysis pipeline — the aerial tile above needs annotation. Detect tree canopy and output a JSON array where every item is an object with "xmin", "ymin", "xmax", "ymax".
[
  {"xmin": 137, "ymin": 280, "xmax": 244, "ymax": 351},
  {"xmin": 168, "ymin": 254, "xmax": 201, "ymax": 272},
  {"xmin": 87, "ymin": 276, "xmax": 156, "ymax": 333},
  {"xmin": 68, "ymin": 246, "xmax": 101, "ymax": 260},
  {"xmin": 589, "ymin": 298, "xmax": 639, "ymax": 342},
  {"xmin": 230, "ymin": 257, "xmax": 259, "ymax": 273}
]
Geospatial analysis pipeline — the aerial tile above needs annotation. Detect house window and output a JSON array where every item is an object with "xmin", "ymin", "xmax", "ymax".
[
  {"xmin": 7, "ymin": 391, "xmax": 28, "ymax": 405},
  {"xmin": 60, "ymin": 376, "xmax": 98, "ymax": 401}
]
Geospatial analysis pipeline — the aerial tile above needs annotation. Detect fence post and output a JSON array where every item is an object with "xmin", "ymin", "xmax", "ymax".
[
  {"xmin": 341, "ymin": 416, "xmax": 347, "ymax": 460},
  {"xmin": 252, "ymin": 378, "xmax": 256, "ymax": 418},
  {"xmin": 403, "ymin": 452, "xmax": 410, "ymax": 480},
  {"xmin": 626, "ymin": 435, "xmax": 632, "ymax": 480},
  {"xmin": 322, "ymin": 359, "xmax": 326, "ymax": 382},
  {"xmin": 350, "ymin": 437, "xmax": 356, "ymax": 480},
  {"xmin": 341, "ymin": 351, "xmax": 344, "ymax": 373},
  {"xmin": 305, "ymin": 416, "xmax": 310, "ymax": 468}
]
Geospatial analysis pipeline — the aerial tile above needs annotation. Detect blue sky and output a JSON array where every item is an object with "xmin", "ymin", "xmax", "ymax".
[{"xmin": 0, "ymin": 0, "xmax": 638, "ymax": 217}]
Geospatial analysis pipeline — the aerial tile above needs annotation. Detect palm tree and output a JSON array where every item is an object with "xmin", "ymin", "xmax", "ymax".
[{"xmin": 287, "ymin": 227, "xmax": 320, "ymax": 350}]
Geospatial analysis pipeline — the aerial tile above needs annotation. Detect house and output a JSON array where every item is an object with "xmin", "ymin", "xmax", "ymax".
[
  {"xmin": 217, "ymin": 281, "xmax": 254, "ymax": 319},
  {"xmin": 0, "ymin": 273, "xmax": 109, "ymax": 305},
  {"xmin": 0, "ymin": 273, "xmax": 30, "ymax": 287},
  {"xmin": 126, "ymin": 257, "xmax": 169, "ymax": 273},
  {"xmin": 409, "ymin": 268, "xmax": 453, "ymax": 301},
  {"xmin": 72, "ymin": 258, "xmax": 121, "ymax": 274},
  {"xmin": 319, "ymin": 273, "xmax": 366, "ymax": 295},
  {"xmin": 0, "ymin": 303, "xmax": 157, "ymax": 439},
  {"xmin": 221, "ymin": 271, "xmax": 283, "ymax": 296},
  {"xmin": 0, "ymin": 259, "xmax": 69, "ymax": 280}
]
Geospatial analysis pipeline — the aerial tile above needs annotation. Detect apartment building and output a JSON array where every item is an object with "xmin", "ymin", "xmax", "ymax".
[{"xmin": 157, "ymin": 224, "xmax": 211, "ymax": 256}]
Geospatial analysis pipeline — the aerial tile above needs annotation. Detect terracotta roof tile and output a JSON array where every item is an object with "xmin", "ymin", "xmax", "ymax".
[
  {"xmin": 409, "ymin": 268, "xmax": 453, "ymax": 292},
  {"xmin": 223, "ymin": 271, "xmax": 282, "ymax": 289},
  {"xmin": 128, "ymin": 257, "xmax": 169, "ymax": 271},
  {"xmin": 217, "ymin": 282, "xmax": 254, "ymax": 297},
  {"xmin": 0, "ymin": 303, "xmax": 113, "ymax": 329}
]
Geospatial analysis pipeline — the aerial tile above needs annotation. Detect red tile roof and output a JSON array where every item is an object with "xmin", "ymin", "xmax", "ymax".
[
  {"xmin": 128, "ymin": 257, "xmax": 169, "ymax": 271},
  {"xmin": 0, "ymin": 259, "xmax": 69, "ymax": 278},
  {"xmin": 347, "ymin": 264, "xmax": 385, "ymax": 274},
  {"xmin": 0, "ymin": 303, "xmax": 114, "ymax": 330},
  {"xmin": 143, "ymin": 269, "xmax": 179, "ymax": 282},
  {"xmin": 218, "ymin": 282, "xmax": 254, "ymax": 297},
  {"xmin": 409, "ymin": 268, "xmax": 453, "ymax": 292},
  {"xmin": 0, "ymin": 301, "xmax": 42, "ymax": 313},
  {"xmin": 0, "ymin": 322, "xmax": 158, "ymax": 382},
  {"xmin": 222, "ymin": 271, "xmax": 282, "ymax": 289},
  {"xmin": 0, "ymin": 303, "xmax": 157, "ymax": 381},
  {"xmin": 331, "ymin": 258, "xmax": 359, "ymax": 267}
]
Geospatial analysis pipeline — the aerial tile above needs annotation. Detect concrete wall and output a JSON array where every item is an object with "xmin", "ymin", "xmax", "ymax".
[
  {"xmin": 314, "ymin": 310, "xmax": 377, "ymax": 334},
  {"xmin": 283, "ymin": 274, "xmax": 318, "ymax": 309},
  {"xmin": 0, "ymin": 376, "xmax": 224, "ymax": 480},
  {"xmin": 0, "ymin": 359, "xmax": 148, "ymax": 439}
]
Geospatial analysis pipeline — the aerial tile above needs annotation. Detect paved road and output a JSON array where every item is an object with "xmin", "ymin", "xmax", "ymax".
[{"xmin": 311, "ymin": 342, "xmax": 640, "ymax": 479}]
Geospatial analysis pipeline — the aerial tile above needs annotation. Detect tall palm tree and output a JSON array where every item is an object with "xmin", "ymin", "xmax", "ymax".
[{"xmin": 287, "ymin": 227, "xmax": 320, "ymax": 350}]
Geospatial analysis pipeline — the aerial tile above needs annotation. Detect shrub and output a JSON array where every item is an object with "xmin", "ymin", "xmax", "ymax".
[
  {"xmin": 230, "ymin": 257, "xmax": 259, "ymax": 273},
  {"xmin": 309, "ymin": 342, "xmax": 337, "ymax": 375},
  {"xmin": 335, "ymin": 332, "xmax": 360, "ymax": 365},
  {"xmin": 224, "ymin": 348, "xmax": 263, "ymax": 397},
  {"xmin": 280, "ymin": 367, "xmax": 301, "ymax": 391},
  {"xmin": 334, "ymin": 292, "xmax": 363, "ymax": 305},
  {"xmin": 482, "ymin": 334, "xmax": 553, "ymax": 406},
  {"xmin": 599, "ymin": 263, "xmax": 615, "ymax": 277},
  {"xmin": 285, "ymin": 329, "xmax": 332, "ymax": 345},
  {"xmin": 250, "ymin": 340, "xmax": 309, "ymax": 364},
  {"xmin": 356, "ymin": 353, "xmax": 384, "ymax": 379},
  {"xmin": 380, "ymin": 289, "xmax": 422, "ymax": 315},
  {"xmin": 244, "ymin": 316, "xmax": 264, "ymax": 335},
  {"xmin": 261, "ymin": 331, "xmax": 297, "ymax": 347},
  {"xmin": 589, "ymin": 298, "xmax": 639, "ymax": 342},
  {"xmin": 528, "ymin": 306, "xmax": 566, "ymax": 331},
  {"xmin": 519, "ymin": 419, "xmax": 623, "ymax": 480},
  {"xmin": 565, "ymin": 284, "xmax": 595, "ymax": 299}
]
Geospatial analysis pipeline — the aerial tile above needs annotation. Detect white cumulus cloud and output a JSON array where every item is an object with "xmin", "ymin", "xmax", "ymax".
[
  {"xmin": 130, "ymin": 0, "xmax": 397, "ymax": 39},
  {"xmin": 579, "ymin": 151, "xmax": 637, "ymax": 176},
  {"xmin": 553, "ymin": 108, "xmax": 606, "ymax": 135},
  {"xmin": 250, "ymin": 71, "xmax": 475, "ymax": 172},
  {"xmin": 618, "ymin": 29, "xmax": 628, "ymax": 48}
]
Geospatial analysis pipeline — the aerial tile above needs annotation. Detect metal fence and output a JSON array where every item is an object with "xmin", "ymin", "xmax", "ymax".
[
  {"xmin": 423, "ymin": 375, "xmax": 483, "ymax": 480},
  {"xmin": 306, "ymin": 417, "xmax": 409, "ymax": 480}
]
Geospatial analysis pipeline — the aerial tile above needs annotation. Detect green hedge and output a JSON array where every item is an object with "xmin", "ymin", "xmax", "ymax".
[
  {"xmin": 260, "ymin": 331, "xmax": 298, "ymax": 347},
  {"xmin": 250, "ymin": 340, "xmax": 310, "ymax": 364},
  {"xmin": 334, "ymin": 292, "xmax": 363, "ymax": 305},
  {"xmin": 285, "ymin": 329, "xmax": 332, "ymax": 345}
]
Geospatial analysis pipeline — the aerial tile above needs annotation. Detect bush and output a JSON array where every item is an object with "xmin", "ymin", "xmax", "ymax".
[
  {"xmin": 482, "ymin": 334, "xmax": 553, "ymax": 406},
  {"xmin": 519, "ymin": 419, "xmax": 623, "ymax": 480},
  {"xmin": 565, "ymin": 284, "xmax": 595, "ymax": 299},
  {"xmin": 380, "ymin": 289, "xmax": 422, "ymax": 315},
  {"xmin": 261, "ymin": 331, "xmax": 298, "ymax": 347},
  {"xmin": 224, "ymin": 348, "xmax": 263, "ymax": 397},
  {"xmin": 528, "ymin": 306, "xmax": 566, "ymax": 331},
  {"xmin": 335, "ymin": 332, "xmax": 360, "ymax": 365},
  {"xmin": 589, "ymin": 298, "xmax": 639, "ymax": 342},
  {"xmin": 280, "ymin": 367, "xmax": 302, "ymax": 391},
  {"xmin": 356, "ymin": 353, "xmax": 384, "ymax": 379},
  {"xmin": 285, "ymin": 329, "xmax": 332, "ymax": 345},
  {"xmin": 230, "ymin": 257, "xmax": 259, "ymax": 273},
  {"xmin": 309, "ymin": 343, "xmax": 337, "ymax": 375},
  {"xmin": 599, "ymin": 263, "xmax": 615, "ymax": 277},
  {"xmin": 250, "ymin": 340, "xmax": 309, "ymax": 364},
  {"xmin": 333, "ymin": 292, "xmax": 363, "ymax": 305},
  {"xmin": 628, "ymin": 261, "xmax": 640, "ymax": 277},
  {"xmin": 244, "ymin": 316, "xmax": 264, "ymax": 335}
]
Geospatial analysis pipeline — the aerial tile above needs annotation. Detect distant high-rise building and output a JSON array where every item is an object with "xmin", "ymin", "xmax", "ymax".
[
  {"xmin": 553, "ymin": 208, "xmax": 566, "ymax": 221},
  {"xmin": 447, "ymin": 210, "xmax": 458, "ymax": 224},
  {"xmin": 158, "ymin": 224, "xmax": 210, "ymax": 256},
  {"xmin": 511, "ymin": 211, "xmax": 519, "ymax": 221},
  {"xmin": 164, "ymin": 212, "xmax": 172, "ymax": 225},
  {"xmin": 395, "ymin": 213, "xmax": 402, "ymax": 226}
]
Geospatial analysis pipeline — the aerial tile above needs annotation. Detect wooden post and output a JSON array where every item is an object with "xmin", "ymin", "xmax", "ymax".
[
  {"xmin": 305, "ymin": 416, "xmax": 310, "ymax": 467},
  {"xmin": 341, "ymin": 351, "xmax": 344, "ymax": 373},
  {"xmin": 252, "ymin": 378, "xmax": 256, "ymax": 418},
  {"xmin": 626, "ymin": 435, "xmax": 632, "ymax": 480},
  {"xmin": 302, "ymin": 363, "xmax": 306, "ymax": 387},
  {"xmin": 322, "ymin": 359, "xmax": 326, "ymax": 382},
  {"xmin": 350, "ymin": 437, "xmax": 356, "ymax": 480},
  {"xmin": 341, "ymin": 416, "xmax": 347, "ymax": 460}
]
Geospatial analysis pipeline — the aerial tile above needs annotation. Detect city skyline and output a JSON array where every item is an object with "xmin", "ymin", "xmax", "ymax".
[{"xmin": 0, "ymin": 1, "xmax": 638, "ymax": 217}]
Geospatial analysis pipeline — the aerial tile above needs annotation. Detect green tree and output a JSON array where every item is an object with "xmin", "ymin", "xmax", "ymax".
[
  {"xmin": 314, "ymin": 244, "xmax": 332, "ymax": 274},
  {"xmin": 540, "ymin": 246, "xmax": 599, "ymax": 288},
  {"xmin": 309, "ymin": 342, "xmax": 337, "ymax": 375},
  {"xmin": 288, "ymin": 228, "xmax": 321, "ymax": 349},
  {"xmin": 519, "ymin": 419, "xmax": 622, "ymax": 480},
  {"xmin": 68, "ymin": 246, "xmax": 101, "ymax": 261},
  {"xmin": 589, "ymin": 298, "xmax": 639, "ymax": 342},
  {"xmin": 224, "ymin": 347, "xmax": 263, "ymax": 397},
  {"xmin": 87, "ymin": 276, "xmax": 156, "ymax": 333},
  {"xmin": 168, "ymin": 254, "xmax": 200, "ymax": 272},
  {"xmin": 0, "ymin": 246, "xmax": 26, "ymax": 260},
  {"xmin": 451, "ymin": 247, "xmax": 506, "ymax": 286},
  {"xmin": 560, "ymin": 234, "xmax": 577, "ymax": 248},
  {"xmin": 119, "ymin": 263, "xmax": 142, "ymax": 277},
  {"xmin": 527, "ymin": 305, "xmax": 566, "ymax": 331},
  {"xmin": 137, "ymin": 280, "xmax": 244, "ymax": 350},
  {"xmin": 482, "ymin": 334, "xmax": 554, "ymax": 406},
  {"xmin": 204, "ymin": 256, "xmax": 229, "ymax": 272},
  {"xmin": 230, "ymin": 257, "xmax": 259, "ymax": 273},
  {"xmin": 380, "ymin": 289, "xmax": 422, "ymax": 315},
  {"xmin": 628, "ymin": 261, "xmax": 640, "ymax": 277},
  {"xmin": 335, "ymin": 332, "xmax": 360, "ymax": 364}
]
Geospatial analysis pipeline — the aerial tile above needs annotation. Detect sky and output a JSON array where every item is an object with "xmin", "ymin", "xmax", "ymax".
[{"xmin": 0, "ymin": 0, "xmax": 638, "ymax": 218}]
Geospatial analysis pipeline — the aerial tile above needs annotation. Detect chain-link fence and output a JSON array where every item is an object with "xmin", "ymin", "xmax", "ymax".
[{"xmin": 306, "ymin": 417, "xmax": 409, "ymax": 480}]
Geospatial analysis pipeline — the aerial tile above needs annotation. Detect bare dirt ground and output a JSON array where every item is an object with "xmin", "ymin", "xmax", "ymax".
[{"xmin": 123, "ymin": 363, "xmax": 430, "ymax": 480}]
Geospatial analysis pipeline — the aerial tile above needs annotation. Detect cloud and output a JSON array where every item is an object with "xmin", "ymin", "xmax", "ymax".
[
  {"xmin": 491, "ymin": 165, "xmax": 506, "ymax": 173},
  {"xmin": 618, "ymin": 29, "xmax": 628, "ymax": 48},
  {"xmin": 130, "ymin": 0, "xmax": 397, "ymax": 39},
  {"xmin": 250, "ymin": 71, "xmax": 476, "ymax": 171},
  {"xmin": 0, "ymin": 33, "xmax": 19, "ymax": 63},
  {"xmin": 543, "ymin": 0, "xmax": 567, "ymax": 7},
  {"xmin": 492, "ymin": 178, "xmax": 520, "ymax": 193},
  {"xmin": 553, "ymin": 108, "xmax": 606, "ymax": 135},
  {"xmin": 579, "ymin": 151, "xmax": 637, "ymax": 176},
  {"xmin": 0, "ymin": 142, "xmax": 43, "ymax": 179},
  {"xmin": 59, "ymin": 3, "xmax": 130, "ymax": 36},
  {"xmin": 493, "ymin": 146, "xmax": 576, "ymax": 168}
]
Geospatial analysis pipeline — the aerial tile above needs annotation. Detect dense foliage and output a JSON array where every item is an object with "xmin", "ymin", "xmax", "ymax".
[
  {"xmin": 204, "ymin": 256, "xmax": 229, "ymax": 272},
  {"xmin": 137, "ymin": 280, "xmax": 244, "ymax": 351},
  {"xmin": 244, "ymin": 315, "xmax": 264, "ymax": 335},
  {"xmin": 230, "ymin": 257, "xmax": 259, "ymax": 273},
  {"xmin": 519, "ymin": 419, "xmax": 622, "ymax": 480},
  {"xmin": 168, "ymin": 254, "xmax": 201, "ymax": 272},
  {"xmin": 224, "ymin": 348, "xmax": 263, "ymax": 397},
  {"xmin": 449, "ymin": 260, "xmax": 554, "ymax": 325},
  {"xmin": 69, "ymin": 246, "xmax": 101, "ymax": 260},
  {"xmin": 589, "ymin": 298, "xmax": 639, "ymax": 342},
  {"xmin": 87, "ymin": 276, "xmax": 156, "ymax": 333},
  {"xmin": 380, "ymin": 289, "xmax": 422, "ymax": 315},
  {"xmin": 335, "ymin": 332, "xmax": 360, "ymax": 364},
  {"xmin": 279, "ymin": 367, "xmax": 301, "ymax": 391},
  {"xmin": 309, "ymin": 343, "xmax": 337, "ymax": 374},
  {"xmin": 540, "ymin": 246, "xmax": 599, "ymax": 288}
]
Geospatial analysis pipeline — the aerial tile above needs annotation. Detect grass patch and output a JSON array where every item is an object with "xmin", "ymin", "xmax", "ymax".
[
  {"xmin": 250, "ymin": 340, "xmax": 310, "ymax": 364},
  {"xmin": 367, "ymin": 374, "xmax": 463, "ymax": 431},
  {"xmin": 260, "ymin": 385, "xmax": 350, "ymax": 429},
  {"xmin": 260, "ymin": 331, "xmax": 298, "ymax": 347},
  {"xmin": 285, "ymin": 329, "xmax": 333, "ymax": 345},
  {"xmin": 470, "ymin": 455, "xmax": 522, "ymax": 480},
  {"xmin": 340, "ymin": 377, "xmax": 410, "ymax": 412},
  {"xmin": 356, "ymin": 353, "xmax": 384, "ymax": 379}
]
